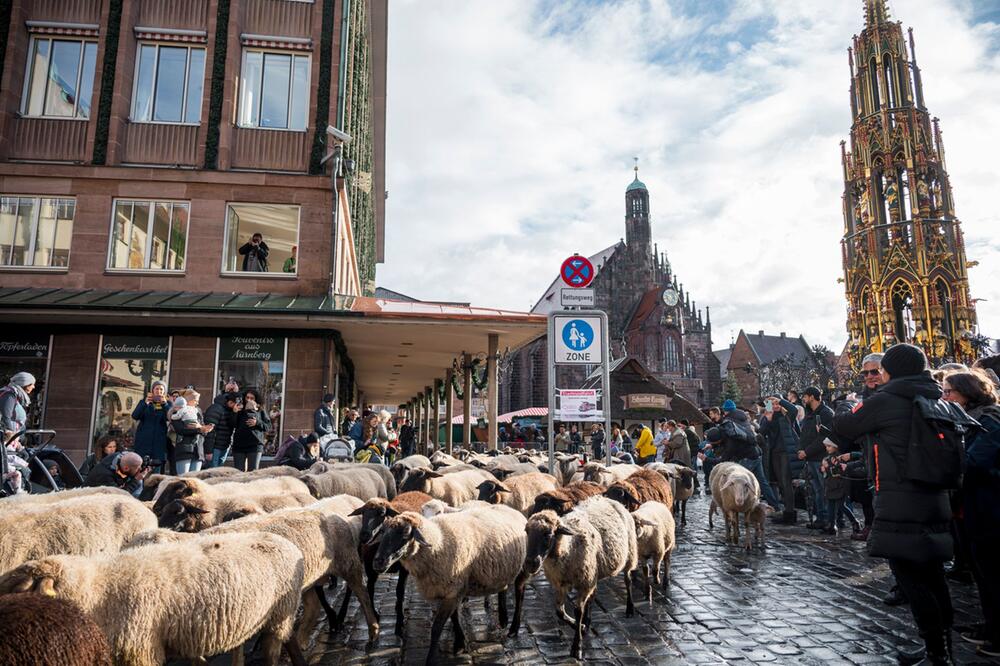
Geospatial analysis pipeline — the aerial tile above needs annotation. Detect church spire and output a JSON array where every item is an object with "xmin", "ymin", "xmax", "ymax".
[{"xmin": 864, "ymin": 0, "xmax": 890, "ymax": 28}]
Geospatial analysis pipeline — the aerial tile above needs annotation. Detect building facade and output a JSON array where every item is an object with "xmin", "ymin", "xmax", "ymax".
[
  {"xmin": 501, "ymin": 167, "xmax": 721, "ymax": 415},
  {"xmin": 840, "ymin": 0, "xmax": 978, "ymax": 371},
  {"xmin": 0, "ymin": 0, "xmax": 387, "ymax": 461},
  {"xmin": 715, "ymin": 330, "xmax": 818, "ymax": 408}
]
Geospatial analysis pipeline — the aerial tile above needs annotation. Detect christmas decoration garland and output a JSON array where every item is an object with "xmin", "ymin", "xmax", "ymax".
[
  {"xmin": 91, "ymin": 0, "xmax": 123, "ymax": 165},
  {"xmin": 308, "ymin": 0, "xmax": 335, "ymax": 174},
  {"xmin": 203, "ymin": 0, "xmax": 231, "ymax": 169}
]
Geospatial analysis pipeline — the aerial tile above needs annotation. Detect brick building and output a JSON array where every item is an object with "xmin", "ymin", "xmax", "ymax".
[
  {"xmin": 0, "ymin": 0, "xmax": 388, "ymax": 461},
  {"xmin": 715, "ymin": 330, "xmax": 815, "ymax": 408},
  {"xmin": 501, "ymin": 166, "xmax": 721, "ymax": 416}
]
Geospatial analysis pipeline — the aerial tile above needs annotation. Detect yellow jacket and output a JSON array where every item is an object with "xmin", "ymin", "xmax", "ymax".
[{"xmin": 636, "ymin": 427, "xmax": 656, "ymax": 459}]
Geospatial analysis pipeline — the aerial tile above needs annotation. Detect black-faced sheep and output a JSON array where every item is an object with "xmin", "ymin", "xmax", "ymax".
[
  {"xmin": 397, "ymin": 467, "xmax": 494, "ymax": 506},
  {"xmin": 476, "ymin": 472, "xmax": 559, "ymax": 515},
  {"xmin": 151, "ymin": 475, "xmax": 310, "ymax": 515},
  {"xmin": 604, "ymin": 468, "xmax": 675, "ymax": 512},
  {"xmin": 528, "ymin": 481, "xmax": 604, "ymax": 516}
]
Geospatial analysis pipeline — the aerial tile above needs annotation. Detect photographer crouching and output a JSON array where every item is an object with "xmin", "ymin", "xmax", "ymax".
[{"xmin": 84, "ymin": 450, "xmax": 153, "ymax": 498}]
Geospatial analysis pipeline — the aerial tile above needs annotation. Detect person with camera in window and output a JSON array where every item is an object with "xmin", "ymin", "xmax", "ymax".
[{"xmin": 238, "ymin": 233, "xmax": 269, "ymax": 272}]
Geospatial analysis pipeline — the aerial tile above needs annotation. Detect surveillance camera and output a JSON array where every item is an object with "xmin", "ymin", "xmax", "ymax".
[{"xmin": 326, "ymin": 125, "xmax": 352, "ymax": 144}]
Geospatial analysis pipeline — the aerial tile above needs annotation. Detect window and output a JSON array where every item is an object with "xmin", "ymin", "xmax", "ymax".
[
  {"xmin": 21, "ymin": 37, "xmax": 98, "ymax": 118},
  {"xmin": 238, "ymin": 51, "xmax": 310, "ymax": 130},
  {"xmin": 93, "ymin": 336, "xmax": 170, "ymax": 452},
  {"xmin": 108, "ymin": 200, "xmax": 189, "ymax": 271},
  {"xmin": 0, "ymin": 334, "xmax": 50, "ymax": 429},
  {"xmin": 217, "ymin": 336, "xmax": 286, "ymax": 455},
  {"xmin": 132, "ymin": 44, "xmax": 205, "ymax": 124},
  {"xmin": 0, "ymin": 196, "xmax": 75, "ymax": 268},
  {"xmin": 223, "ymin": 203, "xmax": 299, "ymax": 275},
  {"xmin": 664, "ymin": 336, "xmax": 680, "ymax": 373}
]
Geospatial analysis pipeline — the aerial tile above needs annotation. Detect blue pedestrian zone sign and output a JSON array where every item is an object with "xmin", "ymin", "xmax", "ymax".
[
  {"xmin": 561, "ymin": 319, "xmax": 594, "ymax": 351},
  {"xmin": 553, "ymin": 314, "xmax": 603, "ymax": 364}
]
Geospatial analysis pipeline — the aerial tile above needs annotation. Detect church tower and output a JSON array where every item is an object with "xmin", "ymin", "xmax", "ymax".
[
  {"xmin": 625, "ymin": 160, "xmax": 655, "ymax": 286},
  {"xmin": 840, "ymin": 0, "xmax": 978, "ymax": 367}
]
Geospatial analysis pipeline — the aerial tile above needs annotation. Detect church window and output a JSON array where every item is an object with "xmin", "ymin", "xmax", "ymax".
[
  {"xmin": 882, "ymin": 55, "xmax": 898, "ymax": 108},
  {"xmin": 890, "ymin": 280, "xmax": 915, "ymax": 343},
  {"xmin": 868, "ymin": 58, "xmax": 880, "ymax": 112},
  {"xmin": 899, "ymin": 169, "xmax": 912, "ymax": 222},
  {"xmin": 936, "ymin": 280, "xmax": 954, "ymax": 340},
  {"xmin": 664, "ymin": 336, "xmax": 680, "ymax": 373},
  {"xmin": 685, "ymin": 354, "xmax": 695, "ymax": 378}
]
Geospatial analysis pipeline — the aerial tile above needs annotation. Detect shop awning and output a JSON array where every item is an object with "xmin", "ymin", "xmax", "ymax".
[{"xmin": 0, "ymin": 287, "xmax": 546, "ymax": 405}]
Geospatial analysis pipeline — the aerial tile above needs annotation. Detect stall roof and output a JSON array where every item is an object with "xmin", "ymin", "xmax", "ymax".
[{"xmin": 0, "ymin": 288, "xmax": 546, "ymax": 405}]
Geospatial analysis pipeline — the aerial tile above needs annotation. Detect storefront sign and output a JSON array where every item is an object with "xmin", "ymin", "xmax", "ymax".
[
  {"xmin": 558, "ymin": 389, "xmax": 601, "ymax": 421},
  {"xmin": 219, "ymin": 336, "xmax": 285, "ymax": 362},
  {"xmin": 0, "ymin": 334, "xmax": 49, "ymax": 358},
  {"xmin": 623, "ymin": 393, "xmax": 672, "ymax": 410},
  {"xmin": 102, "ymin": 336, "xmax": 169, "ymax": 360}
]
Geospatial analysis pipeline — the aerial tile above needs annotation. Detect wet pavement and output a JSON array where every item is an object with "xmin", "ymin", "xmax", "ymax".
[{"xmin": 281, "ymin": 493, "xmax": 993, "ymax": 665}]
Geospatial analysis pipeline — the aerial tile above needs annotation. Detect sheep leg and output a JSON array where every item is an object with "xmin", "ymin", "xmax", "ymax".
[
  {"xmin": 332, "ymin": 584, "xmax": 352, "ymax": 629},
  {"xmin": 662, "ymin": 551, "xmax": 672, "ymax": 590},
  {"xmin": 394, "ymin": 567, "xmax": 409, "ymax": 637},
  {"xmin": 451, "ymin": 608, "xmax": 467, "ymax": 653},
  {"xmin": 507, "ymin": 571, "xmax": 529, "ymax": 638},
  {"xmin": 345, "ymin": 570, "xmax": 381, "ymax": 642},
  {"xmin": 553, "ymin": 587, "xmax": 574, "ymax": 624},
  {"xmin": 708, "ymin": 499, "xmax": 716, "ymax": 529},
  {"xmin": 624, "ymin": 569, "xmax": 635, "ymax": 617},
  {"xmin": 229, "ymin": 645, "xmax": 245, "ymax": 666},
  {"xmin": 570, "ymin": 590, "xmax": 593, "ymax": 660},
  {"xmin": 312, "ymin": 584, "xmax": 338, "ymax": 626},
  {"xmin": 743, "ymin": 512, "xmax": 753, "ymax": 551},
  {"xmin": 283, "ymin": 639, "xmax": 307, "ymax": 666},
  {"xmin": 645, "ymin": 561, "xmax": 653, "ymax": 604},
  {"xmin": 427, "ymin": 598, "xmax": 459, "ymax": 665},
  {"xmin": 681, "ymin": 499, "xmax": 687, "ymax": 526},
  {"xmin": 497, "ymin": 589, "xmax": 508, "ymax": 628},
  {"xmin": 294, "ymin": 589, "xmax": 321, "ymax": 647}
]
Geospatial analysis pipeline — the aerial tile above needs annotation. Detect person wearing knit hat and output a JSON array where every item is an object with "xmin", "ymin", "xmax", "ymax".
[
  {"xmin": 1, "ymin": 372, "xmax": 36, "ymax": 434},
  {"xmin": 721, "ymin": 399, "xmax": 737, "ymax": 413},
  {"xmin": 880, "ymin": 343, "xmax": 928, "ymax": 379}
]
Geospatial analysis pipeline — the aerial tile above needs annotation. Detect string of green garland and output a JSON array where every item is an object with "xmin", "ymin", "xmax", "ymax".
[
  {"xmin": 203, "ymin": 0, "xmax": 231, "ymax": 169},
  {"xmin": 308, "ymin": 0, "xmax": 335, "ymax": 174},
  {"xmin": 0, "ymin": 1, "xmax": 12, "ymax": 89},
  {"xmin": 91, "ymin": 0, "xmax": 123, "ymax": 165}
]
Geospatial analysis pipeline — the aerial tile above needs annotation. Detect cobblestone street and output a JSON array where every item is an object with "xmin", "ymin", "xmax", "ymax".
[{"xmin": 301, "ymin": 493, "xmax": 994, "ymax": 665}]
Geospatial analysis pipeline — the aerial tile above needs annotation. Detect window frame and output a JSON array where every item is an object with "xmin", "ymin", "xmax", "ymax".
[
  {"xmin": 20, "ymin": 36, "xmax": 98, "ymax": 120},
  {"xmin": 220, "ymin": 201, "xmax": 301, "ymax": 279},
  {"xmin": 237, "ymin": 48, "xmax": 311, "ymax": 132},
  {"xmin": 105, "ymin": 198, "xmax": 191, "ymax": 274},
  {"xmin": 129, "ymin": 41, "xmax": 206, "ymax": 126},
  {"xmin": 0, "ymin": 194, "xmax": 76, "ymax": 271}
]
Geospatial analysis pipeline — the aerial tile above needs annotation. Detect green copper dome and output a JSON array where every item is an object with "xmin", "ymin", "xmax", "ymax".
[{"xmin": 626, "ymin": 175, "xmax": 647, "ymax": 192}]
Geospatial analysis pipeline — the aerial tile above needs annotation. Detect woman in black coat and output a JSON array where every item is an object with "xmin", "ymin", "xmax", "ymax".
[
  {"xmin": 833, "ymin": 344, "xmax": 954, "ymax": 665},
  {"xmin": 231, "ymin": 390, "xmax": 270, "ymax": 471}
]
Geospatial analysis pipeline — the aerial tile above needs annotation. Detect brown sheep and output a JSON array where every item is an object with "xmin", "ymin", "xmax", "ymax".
[
  {"xmin": 604, "ymin": 469, "xmax": 674, "ymax": 512},
  {"xmin": 349, "ymin": 491, "xmax": 433, "ymax": 636},
  {"xmin": 0, "ymin": 592, "xmax": 112, "ymax": 666},
  {"xmin": 528, "ymin": 481, "xmax": 604, "ymax": 516}
]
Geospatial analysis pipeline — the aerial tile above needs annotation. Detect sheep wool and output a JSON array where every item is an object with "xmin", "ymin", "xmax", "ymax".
[
  {"xmin": 0, "ymin": 486, "xmax": 130, "ymax": 514},
  {"xmin": 632, "ymin": 501, "xmax": 676, "ymax": 601},
  {"xmin": 529, "ymin": 481, "xmax": 605, "ymax": 516},
  {"xmin": 604, "ymin": 469, "xmax": 675, "ymax": 512},
  {"xmin": 300, "ymin": 465, "xmax": 389, "ymax": 501},
  {"xmin": 477, "ymin": 472, "xmax": 559, "ymax": 515},
  {"xmin": 0, "ymin": 494, "xmax": 157, "ymax": 575},
  {"xmin": 398, "ymin": 467, "xmax": 495, "ymax": 506},
  {"xmin": 581, "ymin": 462, "xmax": 641, "ymax": 487},
  {"xmin": 0, "ymin": 532, "xmax": 306, "ymax": 666},
  {"xmin": 0, "ymin": 592, "xmax": 112, "ymax": 666},
  {"xmin": 711, "ymin": 463, "xmax": 761, "ymax": 550}
]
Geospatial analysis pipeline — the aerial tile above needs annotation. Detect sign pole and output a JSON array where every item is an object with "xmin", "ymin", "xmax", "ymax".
[
  {"xmin": 602, "ymin": 311, "xmax": 612, "ymax": 466},
  {"xmin": 547, "ymin": 315, "xmax": 557, "ymax": 476}
]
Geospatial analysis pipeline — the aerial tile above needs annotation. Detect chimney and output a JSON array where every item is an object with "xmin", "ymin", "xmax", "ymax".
[
  {"xmin": 780, "ymin": 332, "xmax": 786, "ymax": 338},
  {"xmin": 758, "ymin": 330, "xmax": 764, "ymax": 337}
]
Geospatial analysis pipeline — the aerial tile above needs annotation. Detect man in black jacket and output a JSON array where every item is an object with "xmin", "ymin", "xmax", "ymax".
[
  {"xmin": 204, "ymin": 392, "xmax": 239, "ymax": 468},
  {"xmin": 314, "ymin": 394, "xmax": 336, "ymax": 438},
  {"xmin": 84, "ymin": 451, "xmax": 148, "ymax": 498},
  {"xmin": 705, "ymin": 401, "xmax": 782, "ymax": 509},
  {"xmin": 834, "ymin": 344, "xmax": 955, "ymax": 665},
  {"xmin": 798, "ymin": 386, "xmax": 835, "ymax": 529}
]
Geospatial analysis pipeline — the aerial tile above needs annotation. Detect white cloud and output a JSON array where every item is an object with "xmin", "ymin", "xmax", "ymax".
[{"xmin": 380, "ymin": 0, "xmax": 1000, "ymax": 352}]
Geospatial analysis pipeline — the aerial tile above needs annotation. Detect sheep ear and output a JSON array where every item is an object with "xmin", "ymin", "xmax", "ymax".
[
  {"xmin": 424, "ymin": 470, "xmax": 443, "ymax": 479},
  {"xmin": 183, "ymin": 502, "xmax": 210, "ymax": 515},
  {"xmin": 555, "ymin": 523, "xmax": 576, "ymax": 537},
  {"xmin": 221, "ymin": 509, "xmax": 252, "ymax": 522},
  {"xmin": 411, "ymin": 527, "xmax": 431, "ymax": 547},
  {"xmin": 35, "ymin": 577, "xmax": 56, "ymax": 597},
  {"xmin": 384, "ymin": 506, "xmax": 400, "ymax": 517},
  {"xmin": 348, "ymin": 506, "xmax": 367, "ymax": 517},
  {"xmin": 12, "ymin": 576, "xmax": 33, "ymax": 593},
  {"xmin": 493, "ymin": 481, "xmax": 511, "ymax": 493},
  {"xmin": 493, "ymin": 469, "xmax": 512, "ymax": 481}
]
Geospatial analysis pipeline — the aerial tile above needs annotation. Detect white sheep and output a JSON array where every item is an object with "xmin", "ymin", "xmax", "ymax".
[
  {"xmin": 519, "ymin": 496, "xmax": 638, "ymax": 659},
  {"xmin": 372, "ymin": 505, "xmax": 527, "ymax": 664},
  {"xmin": 581, "ymin": 462, "xmax": 641, "ymax": 487},
  {"xmin": 476, "ymin": 472, "xmax": 559, "ymax": 515},
  {"xmin": 0, "ymin": 494, "xmax": 156, "ymax": 575},
  {"xmin": 152, "ymin": 476, "xmax": 314, "ymax": 531},
  {"xmin": 390, "ymin": 454, "xmax": 432, "ymax": 486},
  {"xmin": 397, "ymin": 467, "xmax": 494, "ymax": 506},
  {"xmin": 709, "ymin": 462, "xmax": 761, "ymax": 550},
  {"xmin": 299, "ymin": 465, "xmax": 388, "ymax": 501},
  {"xmin": 0, "ymin": 531, "xmax": 307, "ymax": 666},
  {"xmin": 151, "ymin": 475, "xmax": 310, "ymax": 513},
  {"xmin": 0, "ymin": 486, "xmax": 129, "ymax": 514},
  {"xmin": 632, "ymin": 500, "xmax": 676, "ymax": 602}
]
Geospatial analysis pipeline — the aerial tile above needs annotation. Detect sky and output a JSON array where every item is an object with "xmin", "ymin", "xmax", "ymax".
[{"xmin": 380, "ymin": 0, "xmax": 1000, "ymax": 352}]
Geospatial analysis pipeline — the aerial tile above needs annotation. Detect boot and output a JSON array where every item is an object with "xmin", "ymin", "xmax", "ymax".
[
  {"xmin": 898, "ymin": 631, "xmax": 954, "ymax": 666},
  {"xmin": 883, "ymin": 584, "xmax": 906, "ymax": 607}
]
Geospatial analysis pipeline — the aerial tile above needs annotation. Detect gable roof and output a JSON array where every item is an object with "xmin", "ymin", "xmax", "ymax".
[
  {"xmin": 624, "ymin": 287, "xmax": 663, "ymax": 334},
  {"xmin": 531, "ymin": 242, "xmax": 622, "ymax": 315},
  {"xmin": 738, "ymin": 330, "xmax": 813, "ymax": 366},
  {"xmin": 714, "ymin": 347, "xmax": 733, "ymax": 378}
]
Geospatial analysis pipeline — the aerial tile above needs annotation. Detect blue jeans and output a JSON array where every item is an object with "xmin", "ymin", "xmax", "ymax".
[
  {"xmin": 740, "ymin": 456, "xmax": 782, "ymax": 509},
  {"xmin": 211, "ymin": 448, "xmax": 229, "ymax": 468},
  {"xmin": 807, "ymin": 461, "xmax": 828, "ymax": 521},
  {"xmin": 175, "ymin": 459, "xmax": 202, "ymax": 475}
]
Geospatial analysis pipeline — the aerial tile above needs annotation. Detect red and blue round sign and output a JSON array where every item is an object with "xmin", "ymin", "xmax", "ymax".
[{"xmin": 560, "ymin": 255, "xmax": 595, "ymax": 288}]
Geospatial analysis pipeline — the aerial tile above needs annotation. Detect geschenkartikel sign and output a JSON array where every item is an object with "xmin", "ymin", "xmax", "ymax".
[{"xmin": 102, "ymin": 336, "xmax": 169, "ymax": 360}]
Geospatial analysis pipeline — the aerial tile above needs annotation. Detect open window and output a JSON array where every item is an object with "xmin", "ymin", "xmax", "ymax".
[
  {"xmin": 0, "ymin": 196, "xmax": 75, "ymax": 268},
  {"xmin": 223, "ymin": 203, "xmax": 299, "ymax": 275}
]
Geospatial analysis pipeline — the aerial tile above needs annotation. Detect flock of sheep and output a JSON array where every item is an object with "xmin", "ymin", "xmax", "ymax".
[{"xmin": 0, "ymin": 448, "xmax": 770, "ymax": 665}]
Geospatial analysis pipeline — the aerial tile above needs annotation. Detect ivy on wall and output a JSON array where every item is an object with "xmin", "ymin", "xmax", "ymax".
[
  {"xmin": 308, "ymin": 0, "xmax": 335, "ymax": 175},
  {"xmin": 0, "ymin": 0, "xmax": 12, "ymax": 88},
  {"xmin": 91, "ymin": 0, "xmax": 123, "ymax": 165},
  {"xmin": 203, "ymin": 0, "xmax": 231, "ymax": 169}
]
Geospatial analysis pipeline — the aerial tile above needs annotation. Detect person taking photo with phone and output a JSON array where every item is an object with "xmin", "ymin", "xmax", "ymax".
[{"xmin": 131, "ymin": 380, "xmax": 170, "ymax": 473}]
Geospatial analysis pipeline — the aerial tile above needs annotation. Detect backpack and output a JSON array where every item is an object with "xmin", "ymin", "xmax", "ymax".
[
  {"xmin": 273, "ymin": 435, "xmax": 299, "ymax": 464},
  {"xmin": 903, "ymin": 395, "xmax": 979, "ymax": 490},
  {"xmin": 721, "ymin": 419, "xmax": 755, "ymax": 445}
]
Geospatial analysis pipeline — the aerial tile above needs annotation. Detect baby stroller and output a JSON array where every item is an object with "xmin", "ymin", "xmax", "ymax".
[
  {"xmin": 3, "ymin": 430, "xmax": 83, "ymax": 496},
  {"xmin": 320, "ymin": 435, "xmax": 355, "ymax": 462}
]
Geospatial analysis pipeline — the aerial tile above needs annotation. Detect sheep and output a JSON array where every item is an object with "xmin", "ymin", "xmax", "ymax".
[
  {"xmin": 517, "ymin": 496, "xmax": 638, "ymax": 658},
  {"xmin": 659, "ymin": 462, "xmax": 697, "ymax": 525},
  {"xmin": 528, "ymin": 481, "xmax": 605, "ymax": 516},
  {"xmin": 604, "ymin": 468, "xmax": 675, "ymax": 513},
  {"xmin": 428, "ymin": 451, "xmax": 462, "ymax": 468},
  {"xmin": 397, "ymin": 467, "xmax": 494, "ymax": 506},
  {"xmin": 0, "ymin": 494, "xmax": 157, "ymax": 575},
  {"xmin": 390, "ymin": 454, "xmax": 432, "ymax": 486},
  {"xmin": 372, "ymin": 505, "xmax": 527, "ymax": 664},
  {"xmin": 308, "ymin": 461, "xmax": 397, "ymax": 499},
  {"xmin": 476, "ymin": 472, "xmax": 559, "ymax": 515},
  {"xmin": 419, "ymin": 498, "xmax": 492, "ymax": 517},
  {"xmin": 490, "ymin": 461, "xmax": 544, "ymax": 479},
  {"xmin": 0, "ymin": 486, "xmax": 129, "ymax": 513},
  {"xmin": 151, "ymin": 475, "xmax": 310, "ymax": 515},
  {"xmin": 0, "ymin": 592, "xmax": 113, "ymax": 666},
  {"xmin": 554, "ymin": 453, "xmax": 584, "ymax": 486},
  {"xmin": 631, "ymin": 501, "xmax": 676, "ymax": 602},
  {"xmin": 349, "ymin": 491, "xmax": 433, "ymax": 636},
  {"xmin": 310, "ymin": 493, "xmax": 365, "ymax": 517},
  {"xmin": 185, "ymin": 465, "xmax": 240, "ymax": 479},
  {"xmin": 0, "ymin": 532, "xmax": 307, "ymax": 666},
  {"xmin": 154, "ymin": 477, "xmax": 314, "ymax": 532},
  {"xmin": 581, "ymin": 462, "xmax": 641, "ymax": 487},
  {"xmin": 299, "ymin": 465, "xmax": 388, "ymax": 501},
  {"xmin": 747, "ymin": 500, "xmax": 772, "ymax": 548},
  {"xmin": 709, "ymin": 463, "xmax": 760, "ymax": 550}
]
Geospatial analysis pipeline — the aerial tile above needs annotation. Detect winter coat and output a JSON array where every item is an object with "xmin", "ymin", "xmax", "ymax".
[
  {"xmin": 232, "ymin": 409, "xmax": 268, "ymax": 453},
  {"xmin": 314, "ymin": 406, "xmax": 335, "ymax": 437},
  {"xmin": 833, "ymin": 372, "xmax": 953, "ymax": 563},
  {"xmin": 203, "ymin": 395, "xmax": 237, "ymax": 452},
  {"xmin": 131, "ymin": 399, "xmax": 170, "ymax": 461},
  {"xmin": 84, "ymin": 455, "xmax": 143, "ymax": 498},
  {"xmin": 684, "ymin": 426, "xmax": 701, "ymax": 460},
  {"xmin": 963, "ymin": 404, "xmax": 1000, "ymax": 540},
  {"xmin": 277, "ymin": 438, "xmax": 318, "ymax": 471},
  {"xmin": 0, "ymin": 385, "xmax": 29, "ymax": 433},
  {"xmin": 172, "ymin": 410, "xmax": 205, "ymax": 462},
  {"xmin": 667, "ymin": 429, "xmax": 691, "ymax": 466},
  {"xmin": 635, "ymin": 428, "xmax": 656, "ymax": 459},
  {"xmin": 759, "ymin": 399, "xmax": 802, "ymax": 477},
  {"xmin": 822, "ymin": 454, "xmax": 849, "ymax": 500},
  {"xmin": 707, "ymin": 409, "xmax": 756, "ymax": 462},
  {"xmin": 799, "ymin": 402, "xmax": 835, "ymax": 462}
]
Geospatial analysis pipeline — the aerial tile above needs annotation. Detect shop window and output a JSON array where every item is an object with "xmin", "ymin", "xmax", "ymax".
[
  {"xmin": 93, "ymin": 336, "xmax": 170, "ymax": 451},
  {"xmin": 0, "ymin": 334, "xmax": 51, "ymax": 429},
  {"xmin": 217, "ymin": 336, "xmax": 286, "ymax": 455},
  {"xmin": 21, "ymin": 37, "xmax": 98, "ymax": 118},
  {"xmin": 108, "ymin": 200, "xmax": 189, "ymax": 271},
  {"xmin": 0, "ymin": 196, "xmax": 75, "ymax": 268},
  {"xmin": 131, "ymin": 44, "xmax": 206, "ymax": 124},
  {"xmin": 223, "ymin": 203, "xmax": 299, "ymax": 275},
  {"xmin": 237, "ymin": 50, "xmax": 310, "ymax": 130}
]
